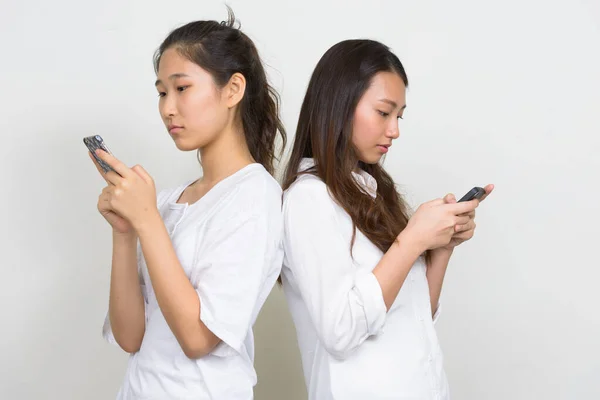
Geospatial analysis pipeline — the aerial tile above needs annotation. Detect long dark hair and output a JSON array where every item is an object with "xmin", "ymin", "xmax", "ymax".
[
  {"xmin": 153, "ymin": 7, "xmax": 286, "ymax": 175},
  {"xmin": 283, "ymin": 39, "xmax": 412, "ymax": 255}
]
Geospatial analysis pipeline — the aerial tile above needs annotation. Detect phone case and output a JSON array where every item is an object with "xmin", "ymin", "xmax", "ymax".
[
  {"xmin": 83, "ymin": 135, "xmax": 114, "ymax": 173},
  {"xmin": 458, "ymin": 187, "xmax": 485, "ymax": 202}
]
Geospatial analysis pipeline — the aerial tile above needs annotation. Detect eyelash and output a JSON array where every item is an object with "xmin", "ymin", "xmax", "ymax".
[
  {"xmin": 378, "ymin": 110, "xmax": 403, "ymax": 119},
  {"xmin": 157, "ymin": 86, "xmax": 189, "ymax": 98}
]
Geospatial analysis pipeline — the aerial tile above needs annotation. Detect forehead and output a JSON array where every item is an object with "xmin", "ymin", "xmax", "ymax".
[
  {"xmin": 156, "ymin": 48, "xmax": 207, "ymax": 79},
  {"xmin": 363, "ymin": 71, "xmax": 406, "ymax": 103}
]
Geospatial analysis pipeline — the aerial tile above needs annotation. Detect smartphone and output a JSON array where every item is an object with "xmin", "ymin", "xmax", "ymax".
[
  {"xmin": 458, "ymin": 186, "xmax": 485, "ymax": 202},
  {"xmin": 83, "ymin": 135, "xmax": 114, "ymax": 174}
]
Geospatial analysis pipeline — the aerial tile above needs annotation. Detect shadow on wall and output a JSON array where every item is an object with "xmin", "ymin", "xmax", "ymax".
[{"xmin": 253, "ymin": 287, "xmax": 307, "ymax": 400}]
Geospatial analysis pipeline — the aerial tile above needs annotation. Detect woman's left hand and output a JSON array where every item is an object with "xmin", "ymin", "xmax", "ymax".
[
  {"xmin": 95, "ymin": 149, "xmax": 158, "ymax": 232},
  {"xmin": 439, "ymin": 184, "xmax": 494, "ymax": 250}
]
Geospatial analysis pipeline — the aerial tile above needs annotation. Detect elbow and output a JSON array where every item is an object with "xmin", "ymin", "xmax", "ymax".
[
  {"xmin": 107, "ymin": 313, "xmax": 145, "ymax": 354},
  {"xmin": 181, "ymin": 342, "xmax": 210, "ymax": 359},
  {"xmin": 115, "ymin": 336, "xmax": 142, "ymax": 354},
  {"xmin": 318, "ymin": 308, "xmax": 385, "ymax": 360},
  {"xmin": 323, "ymin": 340, "xmax": 358, "ymax": 361},
  {"xmin": 317, "ymin": 312, "xmax": 380, "ymax": 360},
  {"xmin": 179, "ymin": 332, "xmax": 220, "ymax": 360},
  {"xmin": 120, "ymin": 343, "xmax": 141, "ymax": 354},
  {"xmin": 321, "ymin": 332, "xmax": 362, "ymax": 361},
  {"xmin": 111, "ymin": 326, "xmax": 144, "ymax": 354}
]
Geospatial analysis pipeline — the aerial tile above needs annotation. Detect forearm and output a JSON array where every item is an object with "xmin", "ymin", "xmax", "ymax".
[
  {"xmin": 136, "ymin": 213, "xmax": 219, "ymax": 358},
  {"xmin": 108, "ymin": 232, "xmax": 146, "ymax": 353},
  {"xmin": 426, "ymin": 247, "xmax": 453, "ymax": 317},
  {"xmin": 373, "ymin": 230, "xmax": 425, "ymax": 311}
]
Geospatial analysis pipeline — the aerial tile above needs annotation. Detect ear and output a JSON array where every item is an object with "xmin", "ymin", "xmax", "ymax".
[{"xmin": 224, "ymin": 72, "xmax": 246, "ymax": 109}]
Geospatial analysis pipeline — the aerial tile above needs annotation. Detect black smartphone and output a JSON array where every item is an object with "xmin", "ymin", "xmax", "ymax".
[
  {"xmin": 83, "ymin": 135, "xmax": 114, "ymax": 174},
  {"xmin": 458, "ymin": 186, "xmax": 485, "ymax": 202}
]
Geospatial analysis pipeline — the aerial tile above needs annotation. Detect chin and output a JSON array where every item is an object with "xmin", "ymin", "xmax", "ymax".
[
  {"xmin": 171, "ymin": 132, "xmax": 210, "ymax": 151},
  {"xmin": 175, "ymin": 145, "xmax": 197, "ymax": 152},
  {"xmin": 360, "ymin": 154, "xmax": 383, "ymax": 165},
  {"xmin": 171, "ymin": 137, "xmax": 197, "ymax": 152}
]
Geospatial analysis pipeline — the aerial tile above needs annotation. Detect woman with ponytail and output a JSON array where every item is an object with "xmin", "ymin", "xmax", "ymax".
[{"xmin": 90, "ymin": 9, "xmax": 286, "ymax": 399}]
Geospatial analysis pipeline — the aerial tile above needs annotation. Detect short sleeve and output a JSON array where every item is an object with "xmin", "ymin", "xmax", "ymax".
[
  {"xmin": 102, "ymin": 313, "xmax": 117, "ymax": 345},
  {"xmin": 432, "ymin": 302, "xmax": 442, "ymax": 324},
  {"xmin": 193, "ymin": 212, "xmax": 280, "ymax": 357}
]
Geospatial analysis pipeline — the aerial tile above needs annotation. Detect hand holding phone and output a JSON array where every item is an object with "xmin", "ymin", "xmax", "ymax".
[
  {"xmin": 83, "ymin": 135, "xmax": 115, "ymax": 174},
  {"xmin": 84, "ymin": 135, "xmax": 134, "ymax": 233},
  {"xmin": 458, "ymin": 187, "xmax": 486, "ymax": 202}
]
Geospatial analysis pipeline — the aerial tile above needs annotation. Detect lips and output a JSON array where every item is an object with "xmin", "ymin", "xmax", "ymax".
[
  {"xmin": 377, "ymin": 144, "xmax": 391, "ymax": 153},
  {"xmin": 168, "ymin": 125, "xmax": 183, "ymax": 134}
]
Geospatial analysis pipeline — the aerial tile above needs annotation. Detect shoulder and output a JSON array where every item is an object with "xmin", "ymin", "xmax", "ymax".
[
  {"xmin": 229, "ymin": 164, "xmax": 282, "ymax": 212},
  {"xmin": 283, "ymin": 174, "xmax": 332, "ymax": 208},
  {"xmin": 283, "ymin": 174, "xmax": 339, "ymax": 221},
  {"xmin": 236, "ymin": 164, "xmax": 282, "ymax": 206},
  {"xmin": 204, "ymin": 166, "xmax": 283, "ymax": 243},
  {"xmin": 236, "ymin": 164, "xmax": 282, "ymax": 197}
]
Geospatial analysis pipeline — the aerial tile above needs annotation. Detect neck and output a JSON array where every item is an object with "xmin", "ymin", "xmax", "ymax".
[{"xmin": 198, "ymin": 124, "xmax": 255, "ymax": 184}]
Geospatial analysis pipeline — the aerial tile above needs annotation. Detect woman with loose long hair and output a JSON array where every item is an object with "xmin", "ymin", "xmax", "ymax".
[{"xmin": 280, "ymin": 39, "xmax": 493, "ymax": 399}]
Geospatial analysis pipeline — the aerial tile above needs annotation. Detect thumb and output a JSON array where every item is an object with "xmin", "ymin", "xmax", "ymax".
[{"xmin": 443, "ymin": 193, "xmax": 457, "ymax": 204}]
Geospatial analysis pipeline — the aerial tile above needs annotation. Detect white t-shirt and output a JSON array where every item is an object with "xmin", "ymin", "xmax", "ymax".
[
  {"xmin": 102, "ymin": 163, "xmax": 284, "ymax": 400},
  {"xmin": 281, "ymin": 158, "xmax": 449, "ymax": 400}
]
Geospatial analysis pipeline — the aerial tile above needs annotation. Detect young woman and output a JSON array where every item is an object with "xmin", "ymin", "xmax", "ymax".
[
  {"xmin": 91, "ymin": 11, "xmax": 286, "ymax": 399},
  {"xmin": 280, "ymin": 39, "xmax": 493, "ymax": 399}
]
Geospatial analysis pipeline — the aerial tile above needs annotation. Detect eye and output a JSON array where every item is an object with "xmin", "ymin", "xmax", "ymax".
[
  {"xmin": 157, "ymin": 92, "xmax": 166, "ymax": 98},
  {"xmin": 377, "ymin": 110, "xmax": 389, "ymax": 117},
  {"xmin": 397, "ymin": 115, "xmax": 404, "ymax": 120},
  {"xmin": 177, "ymin": 86, "xmax": 190, "ymax": 92}
]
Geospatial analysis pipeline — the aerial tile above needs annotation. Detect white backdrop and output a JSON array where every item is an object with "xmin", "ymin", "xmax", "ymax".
[{"xmin": 1, "ymin": 0, "xmax": 599, "ymax": 399}]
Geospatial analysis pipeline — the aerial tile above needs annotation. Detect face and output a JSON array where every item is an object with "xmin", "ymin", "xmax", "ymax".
[
  {"xmin": 155, "ymin": 48, "xmax": 230, "ymax": 151},
  {"xmin": 351, "ymin": 71, "xmax": 407, "ymax": 164}
]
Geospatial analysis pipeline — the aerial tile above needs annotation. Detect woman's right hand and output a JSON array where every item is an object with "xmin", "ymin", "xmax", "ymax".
[
  {"xmin": 90, "ymin": 152, "xmax": 134, "ymax": 235},
  {"xmin": 401, "ymin": 195, "xmax": 480, "ymax": 252}
]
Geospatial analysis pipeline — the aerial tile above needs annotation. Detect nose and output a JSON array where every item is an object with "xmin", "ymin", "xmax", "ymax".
[
  {"xmin": 159, "ymin": 94, "xmax": 177, "ymax": 120},
  {"xmin": 386, "ymin": 119, "xmax": 400, "ymax": 140}
]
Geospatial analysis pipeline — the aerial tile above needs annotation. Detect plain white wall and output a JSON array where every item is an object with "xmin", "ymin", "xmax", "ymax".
[{"xmin": 1, "ymin": 0, "xmax": 599, "ymax": 399}]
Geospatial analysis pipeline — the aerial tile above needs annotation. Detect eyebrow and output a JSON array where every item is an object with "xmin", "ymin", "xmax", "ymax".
[
  {"xmin": 155, "ymin": 73, "xmax": 190, "ymax": 87},
  {"xmin": 378, "ymin": 98, "xmax": 407, "ymax": 109}
]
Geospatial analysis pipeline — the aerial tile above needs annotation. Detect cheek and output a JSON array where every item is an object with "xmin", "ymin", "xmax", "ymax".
[
  {"xmin": 352, "ymin": 110, "xmax": 380, "ymax": 149},
  {"xmin": 184, "ymin": 90, "xmax": 225, "ymax": 128}
]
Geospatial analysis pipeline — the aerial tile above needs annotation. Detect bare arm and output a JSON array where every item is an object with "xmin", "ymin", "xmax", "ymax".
[
  {"xmin": 281, "ymin": 180, "xmax": 477, "ymax": 360},
  {"xmin": 422, "ymin": 188, "xmax": 493, "ymax": 319},
  {"xmin": 372, "ymin": 231, "xmax": 424, "ymax": 311},
  {"xmin": 108, "ymin": 232, "xmax": 146, "ymax": 353},
  {"xmin": 425, "ymin": 247, "xmax": 453, "ymax": 318},
  {"xmin": 94, "ymin": 151, "xmax": 219, "ymax": 358},
  {"xmin": 136, "ymin": 213, "xmax": 220, "ymax": 359}
]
